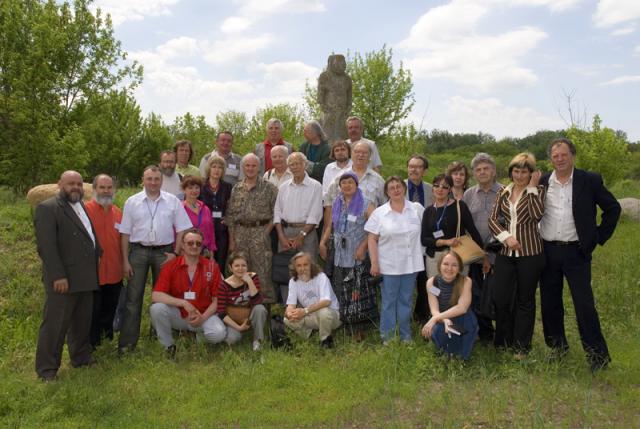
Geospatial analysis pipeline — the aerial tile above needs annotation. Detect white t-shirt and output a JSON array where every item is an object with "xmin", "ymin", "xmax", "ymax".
[
  {"xmin": 365, "ymin": 200, "xmax": 425, "ymax": 275},
  {"xmin": 286, "ymin": 272, "xmax": 339, "ymax": 311}
]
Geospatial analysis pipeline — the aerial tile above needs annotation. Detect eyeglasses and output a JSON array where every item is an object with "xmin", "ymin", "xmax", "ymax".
[
  {"xmin": 433, "ymin": 184, "xmax": 451, "ymax": 190},
  {"xmin": 185, "ymin": 240, "xmax": 203, "ymax": 247}
]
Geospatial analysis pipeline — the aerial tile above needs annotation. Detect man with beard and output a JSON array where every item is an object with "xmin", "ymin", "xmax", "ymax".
[
  {"xmin": 85, "ymin": 174, "xmax": 123, "ymax": 348},
  {"xmin": 321, "ymin": 140, "xmax": 352, "ymax": 201},
  {"xmin": 159, "ymin": 150, "xmax": 183, "ymax": 199},
  {"xmin": 34, "ymin": 170, "xmax": 101, "ymax": 380}
]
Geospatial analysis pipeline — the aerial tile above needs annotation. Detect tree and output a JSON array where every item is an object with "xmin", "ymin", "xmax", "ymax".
[
  {"xmin": 567, "ymin": 115, "xmax": 630, "ymax": 185},
  {"xmin": 215, "ymin": 110, "xmax": 249, "ymax": 148},
  {"xmin": 0, "ymin": 0, "xmax": 142, "ymax": 192}
]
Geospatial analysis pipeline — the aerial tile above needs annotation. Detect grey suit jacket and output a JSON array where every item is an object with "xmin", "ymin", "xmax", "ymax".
[
  {"xmin": 405, "ymin": 180, "xmax": 434, "ymax": 207},
  {"xmin": 34, "ymin": 194, "xmax": 101, "ymax": 293}
]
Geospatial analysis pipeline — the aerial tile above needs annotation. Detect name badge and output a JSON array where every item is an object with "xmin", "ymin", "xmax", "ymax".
[
  {"xmin": 228, "ymin": 164, "xmax": 237, "ymax": 170},
  {"xmin": 184, "ymin": 291, "xmax": 196, "ymax": 300},
  {"xmin": 212, "ymin": 211, "xmax": 223, "ymax": 219},
  {"xmin": 347, "ymin": 214, "xmax": 357, "ymax": 223},
  {"xmin": 428, "ymin": 286, "xmax": 441, "ymax": 296},
  {"xmin": 433, "ymin": 230, "xmax": 444, "ymax": 239},
  {"xmin": 227, "ymin": 168, "xmax": 239, "ymax": 177}
]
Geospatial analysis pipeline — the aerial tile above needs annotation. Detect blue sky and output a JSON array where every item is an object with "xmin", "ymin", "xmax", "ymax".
[{"xmin": 94, "ymin": 0, "xmax": 640, "ymax": 141}]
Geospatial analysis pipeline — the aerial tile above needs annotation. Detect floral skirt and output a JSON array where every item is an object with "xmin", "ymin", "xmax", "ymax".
[{"xmin": 332, "ymin": 260, "xmax": 379, "ymax": 325}]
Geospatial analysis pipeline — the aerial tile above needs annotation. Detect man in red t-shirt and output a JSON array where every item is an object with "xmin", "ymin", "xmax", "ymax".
[{"xmin": 150, "ymin": 229, "xmax": 226, "ymax": 356}]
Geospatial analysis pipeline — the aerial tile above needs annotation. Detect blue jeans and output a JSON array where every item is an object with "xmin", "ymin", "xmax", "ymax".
[
  {"xmin": 432, "ymin": 311, "xmax": 479, "ymax": 360},
  {"xmin": 380, "ymin": 273, "xmax": 417, "ymax": 341}
]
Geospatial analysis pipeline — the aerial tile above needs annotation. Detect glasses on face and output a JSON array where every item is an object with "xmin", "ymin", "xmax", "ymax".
[
  {"xmin": 433, "ymin": 183, "xmax": 451, "ymax": 190},
  {"xmin": 185, "ymin": 240, "xmax": 203, "ymax": 247}
]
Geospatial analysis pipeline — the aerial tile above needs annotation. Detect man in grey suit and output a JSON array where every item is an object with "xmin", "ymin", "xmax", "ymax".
[
  {"xmin": 34, "ymin": 171, "xmax": 101, "ymax": 381},
  {"xmin": 405, "ymin": 154, "xmax": 433, "ymax": 322}
]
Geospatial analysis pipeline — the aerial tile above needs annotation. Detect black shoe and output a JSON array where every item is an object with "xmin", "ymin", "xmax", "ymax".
[
  {"xmin": 320, "ymin": 335, "xmax": 334, "ymax": 349},
  {"xmin": 166, "ymin": 344, "xmax": 177, "ymax": 360},
  {"xmin": 590, "ymin": 355, "xmax": 611, "ymax": 373}
]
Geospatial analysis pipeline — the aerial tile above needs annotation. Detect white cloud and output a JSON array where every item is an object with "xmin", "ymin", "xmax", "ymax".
[
  {"xmin": 92, "ymin": 0, "xmax": 180, "ymax": 26},
  {"xmin": 201, "ymin": 34, "xmax": 275, "ymax": 64},
  {"xmin": 634, "ymin": 45, "xmax": 640, "ymax": 55},
  {"xmin": 221, "ymin": 0, "xmax": 325, "ymax": 33},
  {"xmin": 156, "ymin": 37, "xmax": 200, "ymax": 59},
  {"xmin": 397, "ymin": 1, "xmax": 547, "ymax": 91},
  {"xmin": 593, "ymin": 0, "xmax": 640, "ymax": 28},
  {"xmin": 497, "ymin": 0, "xmax": 581, "ymax": 12},
  {"xmin": 438, "ymin": 96, "xmax": 564, "ymax": 137},
  {"xmin": 611, "ymin": 26, "xmax": 636, "ymax": 35},
  {"xmin": 220, "ymin": 16, "xmax": 252, "ymax": 34},
  {"xmin": 600, "ymin": 75, "xmax": 640, "ymax": 85}
]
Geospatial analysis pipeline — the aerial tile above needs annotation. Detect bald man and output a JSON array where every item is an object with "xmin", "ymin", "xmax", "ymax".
[{"xmin": 34, "ymin": 171, "xmax": 101, "ymax": 380}]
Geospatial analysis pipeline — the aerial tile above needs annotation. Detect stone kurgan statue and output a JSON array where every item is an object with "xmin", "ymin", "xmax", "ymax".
[{"xmin": 318, "ymin": 54, "xmax": 352, "ymax": 141}]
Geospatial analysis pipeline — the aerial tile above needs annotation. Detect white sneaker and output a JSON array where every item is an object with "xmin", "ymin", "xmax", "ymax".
[{"xmin": 252, "ymin": 340, "xmax": 262, "ymax": 351}]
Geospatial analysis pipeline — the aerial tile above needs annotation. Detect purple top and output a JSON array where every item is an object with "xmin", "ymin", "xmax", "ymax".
[{"xmin": 183, "ymin": 200, "xmax": 216, "ymax": 252}]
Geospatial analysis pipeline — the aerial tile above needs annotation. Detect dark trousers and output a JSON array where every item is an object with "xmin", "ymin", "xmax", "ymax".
[
  {"xmin": 413, "ymin": 267, "xmax": 429, "ymax": 322},
  {"xmin": 540, "ymin": 242, "xmax": 609, "ymax": 362},
  {"xmin": 468, "ymin": 263, "xmax": 495, "ymax": 342},
  {"xmin": 90, "ymin": 282, "xmax": 123, "ymax": 347},
  {"xmin": 493, "ymin": 253, "xmax": 545, "ymax": 353},
  {"xmin": 36, "ymin": 289, "xmax": 94, "ymax": 379},
  {"xmin": 119, "ymin": 244, "xmax": 171, "ymax": 350}
]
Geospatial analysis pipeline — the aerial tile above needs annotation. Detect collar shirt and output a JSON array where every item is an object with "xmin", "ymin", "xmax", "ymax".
[
  {"xmin": 198, "ymin": 150, "xmax": 243, "ymax": 185},
  {"xmin": 540, "ymin": 170, "xmax": 578, "ymax": 242},
  {"xmin": 364, "ymin": 201, "xmax": 425, "ymax": 275},
  {"xmin": 463, "ymin": 182, "xmax": 503, "ymax": 244},
  {"xmin": 175, "ymin": 164, "xmax": 201, "ymax": 177},
  {"xmin": 68, "ymin": 201, "xmax": 95, "ymax": 246},
  {"xmin": 346, "ymin": 137, "xmax": 383, "ymax": 169},
  {"xmin": 322, "ymin": 160, "xmax": 352, "ymax": 200},
  {"xmin": 286, "ymin": 272, "xmax": 339, "ymax": 311},
  {"xmin": 85, "ymin": 200, "xmax": 123, "ymax": 285},
  {"xmin": 273, "ymin": 174, "xmax": 323, "ymax": 225},
  {"xmin": 263, "ymin": 168, "xmax": 293, "ymax": 188},
  {"xmin": 324, "ymin": 167, "xmax": 386, "ymax": 208},
  {"xmin": 119, "ymin": 190, "xmax": 193, "ymax": 246},
  {"xmin": 226, "ymin": 177, "xmax": 277, "ymax": 225},
  {"xmin": 161, "ymin": 172, "xmax": 184, "ymax": 200}
]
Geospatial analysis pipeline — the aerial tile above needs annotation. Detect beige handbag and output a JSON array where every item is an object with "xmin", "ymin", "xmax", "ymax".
[{"xmin": 453, "ymin": 201, "xmax": 485, "ymax": 265}]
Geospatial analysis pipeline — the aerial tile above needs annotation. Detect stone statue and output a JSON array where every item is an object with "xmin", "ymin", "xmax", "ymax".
[{"xmin": 318, "ymin": 54, "xmax": 352, "ymax": 141}]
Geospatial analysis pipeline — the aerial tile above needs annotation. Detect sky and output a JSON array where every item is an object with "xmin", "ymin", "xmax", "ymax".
[{"xmin": 93, "ymin": 0, "xmax": 640, "ymax": 141}]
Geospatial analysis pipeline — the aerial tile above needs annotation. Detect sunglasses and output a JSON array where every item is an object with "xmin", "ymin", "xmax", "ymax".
[
  {"xmin": 185, "ymin": 240, "xmax": 203, "ymax": 247},
  {"xmin": 433, "ymin": 183, "xmax": 451, "ymax": 190}
]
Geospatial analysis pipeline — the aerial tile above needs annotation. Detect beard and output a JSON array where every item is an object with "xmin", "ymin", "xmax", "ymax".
[
  {"xmin": 95, "ymin": 194, "xmax": 113, "ymax": 207},
  {"xmin": 160, "ymin": 167, "xmax": 175, "ymax": 176},
  {"xmin": 61, "ymin": 188, "xmax": 83, "ymax": 203}
]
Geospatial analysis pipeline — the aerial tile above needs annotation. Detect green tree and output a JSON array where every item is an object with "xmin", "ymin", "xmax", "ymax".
[
  {"xmin": 215, "ymin": 110, "xmax": 250, "ymax": 148},
  {"xmin": 168, "ymin": 113, "xmax": 215, "ymax": 162},
  {"xmin": 567, "ymin": 115, "xmax": 630, "ymax": 185}
]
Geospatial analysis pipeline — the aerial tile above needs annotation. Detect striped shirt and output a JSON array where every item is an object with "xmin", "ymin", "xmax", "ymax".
[
  {"xmin": 216, "ymin": 274, "xmax": 263, "ymax": 319},
  {"xmin": 488, "ymin": 184, "xmax": 545, "ymax": 257}
]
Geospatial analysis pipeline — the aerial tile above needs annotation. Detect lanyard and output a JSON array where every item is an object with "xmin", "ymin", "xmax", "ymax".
[
  {"xmin": 145, "ymin": 198, "xmax": 160, "ymax": 231},
  {"xmin": 434, "ymin": 203, "xmax": 447, "ymax": 231}
]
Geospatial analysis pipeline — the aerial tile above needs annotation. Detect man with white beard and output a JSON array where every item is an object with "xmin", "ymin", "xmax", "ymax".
[{"xmin": 85, "ymin": 174, "xmax": 124, "ymax": 348}]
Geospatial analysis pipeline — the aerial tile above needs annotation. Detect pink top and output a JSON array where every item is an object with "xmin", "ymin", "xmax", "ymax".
[{"xmin": 182, "ymin": 200, "xmax": 216, "ymax": 252}]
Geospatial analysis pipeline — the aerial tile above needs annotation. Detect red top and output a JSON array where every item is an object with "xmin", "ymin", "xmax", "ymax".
[
  {"xmin": 85, "ymin": 200, "xmax": 123, "ymax": 285},
  {"xmin": 262, "ymin": 138, "xmax": 285, "ymax": 171},
  {"xmin": 154, "ymin": 256, "xmax": 221, "ymax": 318}
]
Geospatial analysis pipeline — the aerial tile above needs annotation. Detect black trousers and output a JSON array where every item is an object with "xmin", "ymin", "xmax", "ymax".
[
  {"xmin": 492, "ymin": 253, "xmax": 545, "ymax": 353},
  {"xmin": 413, "ymin": 266, "xmax": 429, "ymax": 322},
  {"xmin": 90, "ymin": 282, "xmax": 123, "ymax": 347},
  {"xmin": 36, "ymin": 289, "xmax": 94, "ymax": 379},
  {"xmin": 468, "ymin": 263, "xmax": 495, "ymax": 342},
  {"xmin": 540, "ymin": 242, "xmax": 610, "ymax": 363}
]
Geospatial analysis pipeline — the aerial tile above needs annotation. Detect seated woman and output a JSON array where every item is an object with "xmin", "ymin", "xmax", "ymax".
[
  {"xmin": 217, "ymin": 251, "xmax": 268, "ymax": 351},
  {"xmin": 421, "ymin": 251, "xmax": 478, "ymax": 360},
  {"xmin": 285, "ymin": 252, "xmax": 341, "ymax": 348},
  {"xmin": 181, "ymin": 175, "xmax": 216, "ymax": 257},
  {"xmin": 319, "ymin": 172, "xmax": 376, "ymax": 339}
]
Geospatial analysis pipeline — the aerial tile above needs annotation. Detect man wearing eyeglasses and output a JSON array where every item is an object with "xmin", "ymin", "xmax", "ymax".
[{"xmin": 150, "ymin": 229, "xmax": 226, "ymax": 358}]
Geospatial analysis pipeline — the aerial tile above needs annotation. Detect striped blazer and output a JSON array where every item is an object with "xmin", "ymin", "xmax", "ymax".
[{"xmin": 488, "ymin": 184, "xmax": 546, "ymax": 257}]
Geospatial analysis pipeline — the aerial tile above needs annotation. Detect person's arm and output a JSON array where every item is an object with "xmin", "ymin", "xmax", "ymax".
[
  {"xmin": 421, "ymin": 207, "xmax": 438, "ymax": 250},
  {"xmin": 34, "ymin": 203, "xmax": 67, "ymax": 292},
  {"xmin": 421, "ymin": 277, "xmax": 440, "ymax": 338},
  {"xmin": 121, "ymin": 233, "xmax": 133, "ymax": 279},
  {"xmin": 319, "ymin": 216, "xmax": 333, "ymax": 261},
  {"xmin": 305, "ymin": 299, "xmax": 331, "ymax": 314},
  {"xmin": 152, "ymin": 290, "xmax": 198, "ymax": 315},
  {"xmin": 434, "ymin": 277, "xmax": 472, "ymax": 321},
  {"xmin": 368, "ymin": 233, "xmax": 380, "ymax": 276},
  {"xmin": 355, "ymin": 203, "xmax": 376, "ymax": 261},
  {"xmin": 593, "ymin": 173, "xmax": 621, "ymax": 245}
]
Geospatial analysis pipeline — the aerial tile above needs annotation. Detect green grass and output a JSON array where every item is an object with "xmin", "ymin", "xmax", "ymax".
[{"xmin": 1, "ymin": 190, "xmax": 639, "ymax": 428}]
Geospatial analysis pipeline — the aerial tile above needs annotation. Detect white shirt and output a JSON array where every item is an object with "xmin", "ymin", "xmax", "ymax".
[
  {"xmin": 263, "ymin": 168, "xmax": 293, "ymax": 188},
  {"xmin": 322, "ymin": 160, "xmax": 352, "ymax": 200},
  {"xmin": 365, "ymin": 200, "xmax": 425, "ymax": 275},
  {"xmin": 119, "ymin": 190, "xmax": 193, "ymax": 246},
  {"xmin": 69, "ymin": 201, "xmax": 95, "ymax": 246},
  {"xmin": 160, "ymin": 172, "xmax": 183, "ymax": 199},
  {"xmin": 324, "ymin": 167, "xmax": 386, "ymax": 207},
  {"xmin": 274, "ymin": 174, "xmax": 323, "ymax": 225},
  {"xmin": 540, "ymin": 170, "xmax": 579, "ymax": 242},
  {"xmin": 287, "ymin": 272, "xmax": 339, "ymax": 311},
  {"xmin": 347, "ymin": 137, "xmax": 383, "ymax": 169}
]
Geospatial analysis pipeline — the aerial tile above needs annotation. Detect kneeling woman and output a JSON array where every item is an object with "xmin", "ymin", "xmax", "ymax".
[
  {"xmin": 217, "ymin": 251, "xmax": 268, "ymax": 351},
  {"xmin": 421, "ymin": 251, "xmax": 478, "ymax": 360}
]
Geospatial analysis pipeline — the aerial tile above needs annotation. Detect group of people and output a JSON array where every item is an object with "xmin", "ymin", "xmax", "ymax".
[{"xmin": 33, "ymin": 114, "xmax": 621, "ymax": 381}]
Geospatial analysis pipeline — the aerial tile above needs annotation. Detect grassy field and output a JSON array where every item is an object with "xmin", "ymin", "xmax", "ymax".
[{"xmin": 1, "ymin": 187, "xmax": 639, "ymax": 428}]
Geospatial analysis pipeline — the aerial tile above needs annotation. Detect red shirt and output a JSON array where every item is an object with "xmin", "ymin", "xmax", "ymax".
[
  {"xmin": 263, "ymin": 138, "xmax": 285, "ymax": 171},
  {"xmin": 85, "ymin": 200, "xmax": 123, "ymax": 285},
  {"xmin": 154, "ymin": 256, "xmax": 221, "ymax": 318}
]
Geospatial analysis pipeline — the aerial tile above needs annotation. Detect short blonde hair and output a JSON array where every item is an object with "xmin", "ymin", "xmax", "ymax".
[
  {"xmin": 205, "ymin": 155, "xmax": 227, "ymax": 180},
  {"xmin": 508, "ymin": 152, "xmax": 536, "ymax": 178}
]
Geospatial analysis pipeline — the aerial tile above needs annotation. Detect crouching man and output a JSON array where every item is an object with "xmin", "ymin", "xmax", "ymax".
[
  {"xmin": 285, "ymin": 252, "xmax": 341, "ymax": 348},
  {"xmin": 150, "ymin": 228, "xmax": 226, "ymax": 357}
]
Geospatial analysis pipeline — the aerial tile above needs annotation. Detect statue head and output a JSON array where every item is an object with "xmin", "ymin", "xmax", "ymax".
[{"xmin": 327, "ymin": 54, "xmax": 346, "ymax": 75}]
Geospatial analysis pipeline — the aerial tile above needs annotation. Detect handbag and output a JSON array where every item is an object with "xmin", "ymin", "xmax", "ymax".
[
  {"xmin": 226, "ymin": 305, "xmax": 251, "ymax": 325},
  {"xmin": 271, "ymin": 249, "xmax": 297, "ymax": 285},
  {"xmin": 453, "ymin": 200, "xmax": 485, "ymax": 265}
]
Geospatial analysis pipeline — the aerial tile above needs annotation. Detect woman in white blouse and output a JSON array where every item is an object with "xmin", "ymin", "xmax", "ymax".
[{"xmin": 366, "ymin": 176, "xmax": 425, "ymax": 343}]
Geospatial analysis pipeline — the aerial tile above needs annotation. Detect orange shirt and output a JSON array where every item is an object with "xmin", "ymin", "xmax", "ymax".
[{"xmin": 85, "ymin": 200, "xmax": 123, "ymax": 285}]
